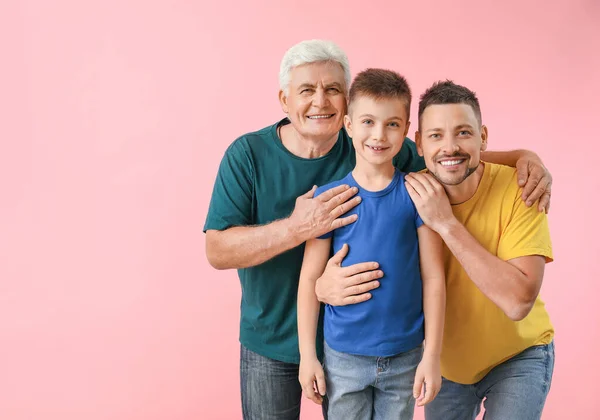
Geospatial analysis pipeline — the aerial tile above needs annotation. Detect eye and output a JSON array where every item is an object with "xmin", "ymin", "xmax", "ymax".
[
  {"xmin": 327, "ymin": 87, "xmax": 340, "ymax": 93},
  {"xmin": 300, "ymin": 89, "xmax": 313, "ymax": 94},
  {"xmin": 389, "ymin": 122, "xmax": 400, "ymax": 127},
  {"xmin": 458, "ymin": 130, "xmax": 471, "ymax": 136},
  {"xmin": 429, "ymin": 133, "xmax": 441, "ymax": 139},
  {"xmin": 362, "ymin": 119, "xmax": 373, "ymax": 125}
]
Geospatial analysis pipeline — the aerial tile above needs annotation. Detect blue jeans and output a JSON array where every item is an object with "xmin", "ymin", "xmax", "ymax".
[
  {"xmin": 240, "ymin": 344, "xmax": 304, "ymax": 420},
  {"xmin": 324, "ymin": 341, "xmax": 422, "ymax": 420},
  {"xmin": 425, "ymin": 341, "xmax": 555, "ymax": 420}
]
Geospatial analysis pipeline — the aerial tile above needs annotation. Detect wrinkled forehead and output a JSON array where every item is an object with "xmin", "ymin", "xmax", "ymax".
[
  {"xmin": 420, "ymin": 103, "xmax": 480, "ymax": 130},
  {"xmin": 288, "ymin": 61, "xmax": 347, "ymax": 89}
]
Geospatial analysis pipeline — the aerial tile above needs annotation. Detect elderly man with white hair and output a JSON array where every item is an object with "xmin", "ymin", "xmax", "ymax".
[{"xmin": 204, "ymin": 40, "xmax": 552, "ymax": 420}]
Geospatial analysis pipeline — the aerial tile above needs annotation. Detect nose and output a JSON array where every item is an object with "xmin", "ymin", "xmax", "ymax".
[
  {"xmin": 371, "ymin": 123, "xmax": 386, "ymax": 142},
  {"xmin": 312, "ymin": 88, "xmax": 329, "ymax": 108},
  {"xmin": 441, "ymin": 134, "xmax": 459, "ymax": 154}
]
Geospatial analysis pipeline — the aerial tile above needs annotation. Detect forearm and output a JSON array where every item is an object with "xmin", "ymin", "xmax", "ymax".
[
  {"xmin": 205, "ymin": 219, "xmax": 306, "ymax": 270},
  {"xmin": 439, "ymin": 220, "xmax": 534, "ymax": 320},
  {"xmin": 297, "ymin": 280, "xmax": 321, "ymax": 360},
  {"xmin": 422, "ymin": 278, "xmax": 445, "ymax": 358},
  {"xmin": 480, "ymin": 149, "xmax": 533, "ymax": 167}
]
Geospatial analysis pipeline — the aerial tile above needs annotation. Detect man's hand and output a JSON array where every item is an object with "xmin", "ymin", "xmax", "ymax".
[
  {"xmin": 299, "ymin": 357, "xmax": 326, "ymax": 405},
  {"xmin": 413, "ymin": 354, "xmax": 442, "ymax": 407},
  {"xmin": 516, "ymin": 152, "xmax": 552, "ymax": 213},
  {"xmin": 315, "ymin": 244, "xmax": 383, "ymax": 306},
  {"xmin": 289, "ymin": 184, "xmax": 362, "ymax": 241},
  {"xmin": 404, "ymin": 173, "xmax": 457, "ymax": 234}
]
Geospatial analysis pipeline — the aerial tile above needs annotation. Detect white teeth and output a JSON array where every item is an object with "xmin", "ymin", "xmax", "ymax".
[
  {"xmin": 367, "ymin": 145, "xmax": 385, "ymax": 151},
  {"xmin": 307, "ymin": 114, "xmax": 334, "ymax": 119},
  {"xmin": 440, "ymin": 160, "xmax": 463, "ymax": 166}
]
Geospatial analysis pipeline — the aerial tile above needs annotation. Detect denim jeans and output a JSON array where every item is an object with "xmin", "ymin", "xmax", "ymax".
[
  {"xmin": 240, "ymin": 344, "xmax": 304, "ymax": 420},
  {"xmin": 425, "ymin": 341, "xmax": 555, "ymax": 420},
  {"xmin": 324, "ymin": 341, "xmax": 422, "ymax": 420}
]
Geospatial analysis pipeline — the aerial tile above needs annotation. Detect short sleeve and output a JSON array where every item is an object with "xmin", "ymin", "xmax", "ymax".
[
  {"xmin": 497, "ymin": 193, "xmax": 553, "ymax": 263},
  {"xmin": 203, "ymin": 139, "xmax": 254, "ymax": 232},
  {"xmin": 393, "ymin": 138, "xmax": 426, "ymax": 173}
]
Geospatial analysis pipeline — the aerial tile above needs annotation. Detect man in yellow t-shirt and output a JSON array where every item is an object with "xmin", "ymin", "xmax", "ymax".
[{"xmin": 405, "ymin": 80, "xmax": 554, "ymax": 420}]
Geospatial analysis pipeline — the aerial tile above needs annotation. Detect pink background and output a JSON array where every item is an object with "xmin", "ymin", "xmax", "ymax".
[{"xmin": 2, "ymin": 1, "xmax": 599, "ymax": 419}]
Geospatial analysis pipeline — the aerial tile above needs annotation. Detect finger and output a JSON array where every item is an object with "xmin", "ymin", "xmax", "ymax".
[
  {"xmin": 405, "ymin": 176, "xmax": 429, "ymax": 197},
  {"xmin": 521, "ymin": 172, "xmax": 542, "ymax": 202},
  {"xmin": 344, "ymin": 280, "xmax": 381, "ymax": 297},
  {"xmin": 420, "ymin": 381, "xmax": 437, "ymax": 406},
  {"xmin": 347, "ymin": 270, "xmax": 384, "ymax": 287},
  {"xmin": 540, "ymin": 192, "xmax": 551, "ymax": 213},
  {"xmin": 328, "ymin": 243, "xmax": 349, "ymax": 267},
  {"xmin": 410, "ymin": 173, "xmax": 437, "ymax": 195},
  {"xmin": 516, "ymin": 160, "xmax": 529, "ymax": 187},
  {"xmin": 523, "ymin": 178, "xmax": 549, "ymax": 207},
  {"xmin": 330, "ymin": 195, "xmax": 362, "ymax": 218},
  {"xmin": 341, "ymin": 292, "xmax": 373, "ymax": 305},
  {"xmin": 303, "ymin": 185, "xmax": 317, "ymax": 198},
  {"xmin": 341, "ymin": 261, "xmax": 380, "ymax": 277},
  {"xmin": 413, "ymin": 375, "xmax": 424, "ymax": 400},
  {"xmin": 534, "ymin": 188, "xmax": 551, "ymax": 212},
  {"xmin": 303, "ymin": 383, "xmax": 316, "ymax": 401},
  {"xmin": 331, "ymin": 214, "xmax": 359, "ymax": 230},
  {"xmin": 318, "ymin": 184, "xmax": 351, "ymax": 202},
  {"xmin": 326, "ymin": 185, "xmax": 359, "ymax": 208},
  {"xmin": 316, "ymin": 372, "xmax": 327, "ymax": 396},
  {"xmin": 405, "ymin": 181, "xmax": 420, "ymax": 202}
]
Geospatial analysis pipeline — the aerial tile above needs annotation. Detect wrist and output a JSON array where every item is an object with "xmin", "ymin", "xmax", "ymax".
[
  {"xmin": 435, "ymin": 215, "xmax": 460, "ymax": 238},
  {"xmin": 283, "ymin": 216, "xmax": 310, "ymax": 245}
]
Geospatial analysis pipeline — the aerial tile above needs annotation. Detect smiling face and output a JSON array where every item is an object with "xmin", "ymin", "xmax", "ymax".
[
  {"xmin": 417, "ymin": 103, "xmax": 488, "ymax": 186},
  {"xmin": 345, "ymin": 95, "xmax": 410, "ymax": 167},
  {"xmin": 278, "ymin": 61, "xmax": 347, "ymax": 143}
]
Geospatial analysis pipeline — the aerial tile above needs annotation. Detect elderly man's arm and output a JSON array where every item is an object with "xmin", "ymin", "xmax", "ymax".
[
  {"xmin": 206, "ymin": 184, "xmax": 362, "ymax": 270},
  {"xmin": 481, "ymin": 149, "xmax": 552, "ymax": 212}
]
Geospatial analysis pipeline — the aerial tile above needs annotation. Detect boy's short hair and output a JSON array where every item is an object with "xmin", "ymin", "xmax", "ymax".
[
  {"xmin": 418, "ymin": 80, "xmax": 482, "ymax": 129},
  {"xmin": 348, "ymin": 68, "xmax": 412, "ymax": 115}
]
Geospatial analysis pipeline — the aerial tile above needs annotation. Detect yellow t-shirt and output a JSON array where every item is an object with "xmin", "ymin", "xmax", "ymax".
[{"xmin": 441, "ymin": 162, "xmax": 554, "ymax": 384}]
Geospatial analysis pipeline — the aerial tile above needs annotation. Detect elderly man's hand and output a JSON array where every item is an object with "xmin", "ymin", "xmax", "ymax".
[
  {"xmin": 289, "ymin": 184, "xmax": 362, "ymax": 241},
  {"xmin": 314, "ymin": 244, "xmax": 382, "ymax": 306},
  {"xmin": 516, "ymin": 152, "xmax": 552, "ymax": 213}
]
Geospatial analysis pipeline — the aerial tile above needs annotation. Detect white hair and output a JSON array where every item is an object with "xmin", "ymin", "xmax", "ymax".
[{"xmin": 279, "ymin": 39, "xmax": 351, "ymax": 96}]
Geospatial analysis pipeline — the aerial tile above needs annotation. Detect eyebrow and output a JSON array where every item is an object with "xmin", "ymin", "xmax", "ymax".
[
  {"xmin": 297, "ymin": 82, "xmax": 343, "ymax": 90},
  {"xmin": 425, "ymin": 124, "xmax": 475, "ymax": 133},
  {"xmin": 359, "ymin": 113, "xmax": 404, "ymax": 122}
]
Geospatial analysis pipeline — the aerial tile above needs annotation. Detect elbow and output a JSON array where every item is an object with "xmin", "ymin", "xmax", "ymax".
[
  {"xmin": 505, "ymin": 297, "xmax": 536, "ymax": 321},
  {"xmin": 205, "ymin": 238, "xmax": 229, "ymax": 270}
]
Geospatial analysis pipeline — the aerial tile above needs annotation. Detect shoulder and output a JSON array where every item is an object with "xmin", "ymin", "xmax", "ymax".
[
  {"xmin": 485, "ymin": 162, "xmax": 521, "ymax": 199},
  {"xmin": 315, "ymin": 172, "xmax": 352, "ymax": 198}
]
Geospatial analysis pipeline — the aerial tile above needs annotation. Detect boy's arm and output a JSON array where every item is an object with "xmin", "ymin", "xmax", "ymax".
[
  {"xmin": 480, "ymin": 149, "xmax": 552, "ymax": 212},
  {"xmin": 413, "ymin": 225, "xmax": 445, "ymax": 406},
  {"xmin": 418, "ymin": 226, "xmax": 446, "ymax": 360},
  {"xmin": 297, "ymin": 237, "xmax": 331, "ymax": 404}
]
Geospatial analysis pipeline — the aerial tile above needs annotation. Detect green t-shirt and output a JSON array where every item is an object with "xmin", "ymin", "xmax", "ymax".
[{"xmin": 204, "ymin": 118, "xmax": 425, "ymax": 363}]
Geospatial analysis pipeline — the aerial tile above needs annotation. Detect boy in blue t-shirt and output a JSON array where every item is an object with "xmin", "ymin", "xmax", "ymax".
[{"xmin": 297, "ymin": 69, "xmax": 446, "ymax": 419}]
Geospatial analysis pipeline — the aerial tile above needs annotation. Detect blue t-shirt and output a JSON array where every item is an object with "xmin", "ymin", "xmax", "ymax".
[{"xmin": 315, "ymin": 169, "xmax": 424, "ymax": 357}]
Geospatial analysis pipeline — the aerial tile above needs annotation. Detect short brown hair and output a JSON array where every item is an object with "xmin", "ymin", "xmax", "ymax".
[
  {"xmin": 418, "ymin": 80, "xmax": 482, "ymax": 129},
  {"xmin": 348, "ymin": 68, "xmax": 411, "ymax": 116}
]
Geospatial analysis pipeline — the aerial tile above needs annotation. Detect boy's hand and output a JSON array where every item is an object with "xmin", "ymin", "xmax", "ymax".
[
  {"xmin": 299, "ymin": 357, "xmax": 327, "ymax": 405},
  {"xmin": 413, "ymin": 354, "xmax": 442, "ymax": 406}
]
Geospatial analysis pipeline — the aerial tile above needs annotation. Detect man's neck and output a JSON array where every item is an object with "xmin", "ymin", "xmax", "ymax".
[
  {"xmin": 279, "ymin": 123, "xmax": 339, "ymax": 159},
  {"xmin": 444, "ymin": 162, "xmax": 485, "ymax": 205}
]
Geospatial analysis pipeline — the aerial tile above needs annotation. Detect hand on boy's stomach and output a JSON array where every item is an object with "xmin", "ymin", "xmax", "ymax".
[{"xmin": 315, "ymin": 243, "xmax": 383, "ymax": 306}]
